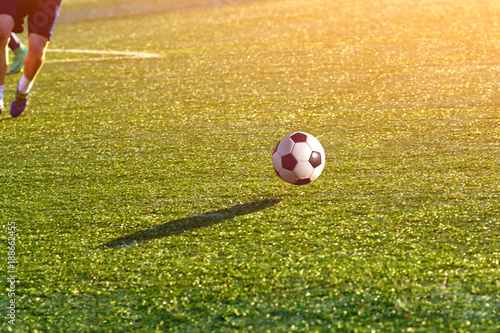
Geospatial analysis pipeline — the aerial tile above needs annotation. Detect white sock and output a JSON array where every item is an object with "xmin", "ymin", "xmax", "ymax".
[
  {"xmin": 0, "ymin": 85, "xmax": 4, "ymax": 101},
  {"xmin": 18, "ymin": 75, "xmax": 33, "ymax": 94}
]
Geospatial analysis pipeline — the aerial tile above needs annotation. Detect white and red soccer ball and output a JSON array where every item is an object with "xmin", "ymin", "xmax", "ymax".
[{"xmin": 272, "ymin": 132, "xmax": 325, "ymax": 185}]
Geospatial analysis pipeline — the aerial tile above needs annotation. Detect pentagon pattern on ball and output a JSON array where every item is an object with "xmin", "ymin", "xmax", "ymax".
[
  {"xmin": 295, "ymin": 178, "xmax": 311, "ymax": 186},
  {"xmin": 290, "ymin": 132, "xmax": 308, "ymax": 143},
  {"xmin": 272, "ymin": 131, "xmax": 326, "ymax": 186},
  {"xmin": 281, "ymin": 154, "xmax": 298, "ymax": 171},
  {"xmin": 309, "ymin": 151, "xmax": 322, "ymax": 168}
]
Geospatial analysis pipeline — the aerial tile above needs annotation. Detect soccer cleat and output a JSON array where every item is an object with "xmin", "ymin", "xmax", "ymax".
[
  {"xmin": 7, "ymin": 45, "xmax": 28, "ymax": 75},
  {"xmin": 0, "ymin": 100, "xmax": 3, "ymax": 114},
  {"xmin": 10, "ymin": 90, "xmax": 29, "ymax": 117}
]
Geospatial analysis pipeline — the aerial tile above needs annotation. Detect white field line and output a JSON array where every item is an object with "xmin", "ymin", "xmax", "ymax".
[{"xmin": 45, "ymin": 49, "xmax": 161, "ymax": 63}]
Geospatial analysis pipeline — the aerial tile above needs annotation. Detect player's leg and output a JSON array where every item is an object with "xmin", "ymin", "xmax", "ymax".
[
  {"xmin": 7, "ymin": 33, "xmax": 28, "ymax": 75},
  {"xmin": 22, "ymin": 33, "xmax": 48, "ymax": 82},
  {"xmin": 10, "ymin": 33, "xmax": 48, "ymax": 117},
  {"xmin": 0, "ymin": 15, "xmax": 15, "ymax": 114},
  {"xmin": 11, "ymin": 0, "xmax": 62, "ymax": 117}
]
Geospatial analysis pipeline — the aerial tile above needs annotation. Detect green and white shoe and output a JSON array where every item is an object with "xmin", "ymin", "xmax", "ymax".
[{"xmin": 7, "ymin": 45, "xmax": 28, "ymax": 75}]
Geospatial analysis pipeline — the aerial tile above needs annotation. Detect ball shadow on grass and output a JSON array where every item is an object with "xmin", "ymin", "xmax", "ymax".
[{"xmin": 100, "ymin": 198, "xmax": 282, "ymax": 248}]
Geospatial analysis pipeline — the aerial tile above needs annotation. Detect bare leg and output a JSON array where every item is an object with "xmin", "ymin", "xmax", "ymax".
[
  {"xmin": 23, "ymin": 33, "xmax": 50, "ymax": 81},
  {"xmin": 10, "ymin": 33, "xmax": 50, "ymax": 117},
  {"xmin": 0, "ymin": 14, "xmax": 15, "ymax": 86}
]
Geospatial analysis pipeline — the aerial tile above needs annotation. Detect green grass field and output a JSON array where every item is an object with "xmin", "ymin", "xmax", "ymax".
[{"xmin": 1, "ymin": 0, "xmax": 499, "ymax": 331}]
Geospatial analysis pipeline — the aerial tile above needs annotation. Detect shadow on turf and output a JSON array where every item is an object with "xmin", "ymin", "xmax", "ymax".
[{"xmin": 100, "ymin": 199, "xmax": 282, "ymax": 249}]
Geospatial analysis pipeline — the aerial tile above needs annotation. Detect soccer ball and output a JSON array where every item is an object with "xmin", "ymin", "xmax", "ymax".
[{"xmin": 272, "ymin": 132, "xmax": 325, "ymax": 185}]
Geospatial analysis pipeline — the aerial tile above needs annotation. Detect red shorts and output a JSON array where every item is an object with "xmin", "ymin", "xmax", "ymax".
[{"xmin": 0, "ymin": 0, "xmax": 62, "ymax": 40}]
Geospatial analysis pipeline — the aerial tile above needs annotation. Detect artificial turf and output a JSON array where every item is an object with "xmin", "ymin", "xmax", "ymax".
[{"xmin": 1, "ymin": 0, "xmax": 499, "ymax": 331}]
